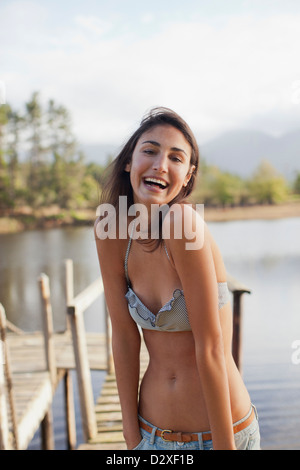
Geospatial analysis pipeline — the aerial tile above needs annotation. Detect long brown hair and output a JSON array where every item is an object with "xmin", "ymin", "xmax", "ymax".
[{"xmin": 99, "ymin": 107, "xmax": 200, "ymax": 246}]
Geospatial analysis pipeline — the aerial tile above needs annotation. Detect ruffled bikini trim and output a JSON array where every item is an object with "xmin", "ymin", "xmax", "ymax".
[{"xmin": 125, "ymin": 288, "xmax": 184, "ymax": 326}]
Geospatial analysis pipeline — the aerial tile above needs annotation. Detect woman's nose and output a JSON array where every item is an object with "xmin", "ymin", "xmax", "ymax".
[{"xmin": 152, "ymin": 154, "xmax": 168, "ymax": 173}]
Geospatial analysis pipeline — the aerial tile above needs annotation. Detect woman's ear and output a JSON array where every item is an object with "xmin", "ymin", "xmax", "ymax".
[
  {"xmin": 125, "ymin": 161, "xmax": 131, "ymax": 172},
  {"xmin": 183, "ymin": 165, "xmax": 196, "ymax": 187}
]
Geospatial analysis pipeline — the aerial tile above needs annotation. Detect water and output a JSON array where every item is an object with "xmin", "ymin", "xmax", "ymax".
[
  {"xmin": 208, "ymin": 218, "xmax": 300, "ymax": 366},
  {"xmin": 1, "ymin": 218, "xmax": 300, "ymax": 449},
  {"xmin": 209, "ymin": 218, "xmax": 300, "ymax": 450},
  {"xmin": 0, "ymin": 226, "xmax": 104, "ymax": 333}
]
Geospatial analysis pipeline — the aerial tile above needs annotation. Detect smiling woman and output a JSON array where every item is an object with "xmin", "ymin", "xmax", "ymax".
[
  {"xmin": 94, "ymin": 107, "xmax": 260, "ymax": 450},
  {"xmin": 124, "ymin": 125, "xmax": 195, "ymax": 210},
  {"xmin": 100, "ymin": 108, "xmax": 199, "ymax": 214}
]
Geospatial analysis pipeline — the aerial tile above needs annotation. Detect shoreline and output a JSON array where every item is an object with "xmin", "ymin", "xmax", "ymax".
[
  {"xmin": 1, "ymin": 202, "xmax": 300, "ymax": 235},
  {"xmin": 204, "ymin": 201, "xmax": 300, "ymax": 222}
]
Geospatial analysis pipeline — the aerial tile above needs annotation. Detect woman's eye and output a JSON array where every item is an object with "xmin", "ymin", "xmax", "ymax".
[
  {"xmin": 144, "ymin": 149, "xmax": 155, "ymax": 155},
  {"xmin": 171, "ymin": 155, "xmax": 182, "ymax": 163}
]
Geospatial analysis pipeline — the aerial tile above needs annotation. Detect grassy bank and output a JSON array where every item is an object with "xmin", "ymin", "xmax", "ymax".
[
  {"xmin": 0, "ymin": 206, "xmax": 95, "ymax": 234},
  {"xmin": 1, "ymin": 201, "xmax": 300, "ymax": 235},
  {"xmin": 204, "ymin": 200, "xmax": 300, "ymax": 222}
]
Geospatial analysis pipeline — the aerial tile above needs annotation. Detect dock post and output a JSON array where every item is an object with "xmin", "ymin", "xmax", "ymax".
[
  {"xmin": 38, "ymin": 274, "xmax": 57, "ymax": 389},
  {"xmin": 64, "ymin": 260, "xmax": 107, "ymax": 443},
  {"xmin": 38, "ymin": 274, "xmax": 56, "ymax": 450},
  {"xmin": 64, "ymin": 370, "xmax": 77, "ymax": 450},
  {"xmin": 64, "ymin": 259, "xmax": 77, "ymax": 449},
  {"xmin": 0, "ymin": 304, "xmax": 19, "ymax": 450},
  {"xmin": 232, "ymin": 291, "xmax": 244, "ymax": 374},
  {"xmin": 0, "ymin": 306, "xmax": 9, "ymax": 450},
  {"xmin": 68, "ymin": 304, "xmax": 97, "ymax": 441},
  {"xmin": 227, "ymin": 274, "xmax": 251, "ymax": 375},
  {"xmin": 65, "ymin": 259, "xmax": 74, "ymax": 332}
]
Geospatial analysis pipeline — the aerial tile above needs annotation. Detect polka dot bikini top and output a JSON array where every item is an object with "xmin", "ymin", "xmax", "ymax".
[{"xmin": 124, "ymin": 236, "xmax": 230, "ymax": 332}]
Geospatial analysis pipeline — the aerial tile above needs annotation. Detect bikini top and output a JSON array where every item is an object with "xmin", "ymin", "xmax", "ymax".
[{"xmin": 124, "ymin": 236, "xmax": 230, "ymax": 332}]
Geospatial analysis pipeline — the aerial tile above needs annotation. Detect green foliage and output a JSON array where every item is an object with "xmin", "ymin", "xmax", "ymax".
[
  {"xmin": 0, "ymin": 92, "xmax": 104, "ymax": 212},
  {"xmin": 0, "ymin": 92, "xmax": 297, "ymax": 214},
  {"xmin": 247, "ymin": 160, "xmax": 289, "ymax": 204},
  {"xmin": 293, "ymin": 172, "xmax": 300, "ymax": 195},
  {"xmin": 192, "ymin": 158, "xmax": 290, "ymax": 206}
]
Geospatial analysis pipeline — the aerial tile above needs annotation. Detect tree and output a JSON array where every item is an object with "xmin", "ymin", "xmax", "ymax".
[
  {"xmin": 25, "ymin": 92, "xmax": 45, "ymax": 164},
  {"xmin": 192, "ymin": 161, "xmax": 245, "ymax": 207},
  {"xmin": 25, "ymin": 92, "xmax": 47, "ymax": 205},
  {"xmin": 46, "ymin": 99, "xmax": 76, "ymax": 160},
  {"xmin": 0, "ymin": 104, "xmax": 11, "ymax": 210},
  {"xmin": 293, "ymin": 172, "xmax": 300, "ymax": 195},
  {"xmin": 6, "ymin": 109, "xmax": 24, "ymax": 204},
  {"xmin": 248, "ymin": 160, "xmax": 289, "ymax": 204}
]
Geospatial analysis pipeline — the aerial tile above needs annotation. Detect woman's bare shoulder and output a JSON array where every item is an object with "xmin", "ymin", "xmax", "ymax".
[
  {"xmin": 94, "ymin": 217, "xmax": 128, "ymax": 270},
  {"xmin": 162, "ymin": 203, "xmax": 206, "ymax": 251},
  {"xmin": 162, "ymin": 204, "xmax": 227, "ymax": 280}
]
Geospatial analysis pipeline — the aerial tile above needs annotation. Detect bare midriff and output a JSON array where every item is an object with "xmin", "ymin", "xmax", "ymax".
[{"xmin": 139, "ymin": 318, "xmax": 251, "ymax": 433}]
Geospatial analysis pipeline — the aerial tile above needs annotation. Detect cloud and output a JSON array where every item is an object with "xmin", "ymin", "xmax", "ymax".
[
  {"xmin": 140, "ymin": 13, "xmax": 155, "ymax": 24},
  {"xmin": 74, "ymin": 15, "xmax": 112, "ymax": 36},
  {"xmin": 2, "ymin": 2, "xmax": 300, "ymax": 144}
]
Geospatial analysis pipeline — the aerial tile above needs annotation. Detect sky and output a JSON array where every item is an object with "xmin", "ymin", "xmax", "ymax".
[{"xmin": 1, "ymin": 0, "xmax": 300, "ymax": 146}]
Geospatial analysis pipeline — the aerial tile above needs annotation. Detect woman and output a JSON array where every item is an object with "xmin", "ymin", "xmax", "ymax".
[{"xmin": 94, "ymin": 107, "xmax": 260, "ymax": 450}]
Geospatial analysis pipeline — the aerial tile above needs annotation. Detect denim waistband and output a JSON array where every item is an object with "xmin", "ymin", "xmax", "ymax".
[{"xmin": 138, "ymin": 403, "xmax": 258, "ymax": 445}]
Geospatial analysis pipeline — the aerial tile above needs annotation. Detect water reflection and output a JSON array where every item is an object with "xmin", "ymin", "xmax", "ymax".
[
  {"xmin": 208, "ymin": 218, "xmax": 300, "ymax": 366},
  {"xmin": 0, "ymin": 226, "xmax": 102, "ymax": 332},
  {"xmin": 1, "ymin": 218, "xmax": 300, "ymax": 355}
]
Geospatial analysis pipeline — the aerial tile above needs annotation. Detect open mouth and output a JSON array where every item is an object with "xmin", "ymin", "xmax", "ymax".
[{"xmin": 143, "ymin": 177, "xmax": 169, "ymax": 190}]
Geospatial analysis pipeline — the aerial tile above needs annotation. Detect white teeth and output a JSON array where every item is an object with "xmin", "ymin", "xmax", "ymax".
[{"xmin": 144, "ymin": 177, "xmax": 167, "ymax": 187}]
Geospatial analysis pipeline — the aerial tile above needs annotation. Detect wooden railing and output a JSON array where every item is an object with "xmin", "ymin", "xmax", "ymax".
[
  {"xmin": 227, "ymin": 274, "xmax": 251, "ymax": 374},
  {"xmin": 0, "ymin": 277, "xmax": 63, "ymax": 450},
  {"xmin": 65, "ymin": 259, "xmax": 112, "ymax": 443},
  {"xmin": 65, "ymin": 259, "xmax": 251, "ymax": 443}
]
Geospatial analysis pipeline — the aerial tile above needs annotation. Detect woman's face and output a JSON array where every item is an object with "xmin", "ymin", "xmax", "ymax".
[{"xmin": 125, "ymin": 125, "xmax": 195, "ymax": 209}]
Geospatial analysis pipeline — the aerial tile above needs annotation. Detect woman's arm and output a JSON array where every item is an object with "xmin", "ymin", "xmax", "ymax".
[
  {"xmin": 166, "ymin": 205, "xmax": 236, "ymax": 450},
  {"xmin": 94, "ymin": 225, "xmax": 142, "ymax": 449}
]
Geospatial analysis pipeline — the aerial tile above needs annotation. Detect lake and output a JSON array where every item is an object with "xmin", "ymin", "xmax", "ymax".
[{"xmin": 0, "ymin": 217, "xmax": 299, "ymax": 449}]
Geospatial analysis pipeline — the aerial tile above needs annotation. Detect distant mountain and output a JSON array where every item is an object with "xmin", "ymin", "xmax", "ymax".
[
  {"xmin": 199, "ymin": 128, "xmax": 300, "ymax": 180},
  {"xmin": 79, "ymin": 143, "xmax": 120, "ymax": 166},
  {"xmin": 80, "ymin": 128, "xmax": 300, "ymax": 180}
]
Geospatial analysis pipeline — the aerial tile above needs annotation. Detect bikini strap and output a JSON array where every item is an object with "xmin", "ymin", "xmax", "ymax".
[
  {"xmin": 124, "ymin": 237, "xmax": 132, "ymax": 286},
  {"xmin": 124, "ymin": 223, "xmax": 135, "ymax": 286},
  {"xmin": 163, "ymin": 241, "xmax": 171, "ymax": 262}
]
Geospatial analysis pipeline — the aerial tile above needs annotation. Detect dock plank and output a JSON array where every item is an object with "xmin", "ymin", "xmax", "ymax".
[
  {"xmin": 3, "ymin": 330, "xmax": 107, "ymax": 449},
  {"xmin": 78, "ymin": 349, "xmax": 300, "ymax": 450}
]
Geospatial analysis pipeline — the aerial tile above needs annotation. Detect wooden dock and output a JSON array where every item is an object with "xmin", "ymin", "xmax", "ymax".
[
  {"xmin": 0, "ymin": 260, "xmax": 253, "ymax": 450},
  {"xmin": 1, "ymin": 328, "xmax": 106, "ymax": 450},
  {"xmin": 78, "ymin": 342, "xmax": 149, "ymax": 450},
  {"xmin": 0, "ymin": 259, "xmax": 110, "ymax": 450}
]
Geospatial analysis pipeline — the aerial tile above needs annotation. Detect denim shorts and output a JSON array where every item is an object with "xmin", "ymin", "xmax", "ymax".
[{"xmin": 133, "ymin": 404, "xmax": 260, "ymax": 450}]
